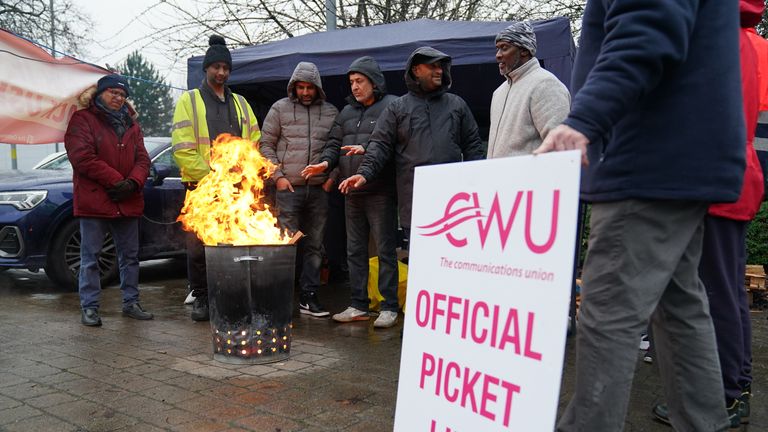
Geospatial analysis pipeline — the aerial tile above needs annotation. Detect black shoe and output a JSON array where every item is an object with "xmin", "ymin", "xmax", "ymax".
[
  {"xmin": 726, "ymin": 399, "xmax": 741, "ymax": 429},
  {"xmin": 654, "ymin": 402, "xmax": 740, "ymax": 429},
  {"xmin": 299, "ymin": 292, "xmax": 329, "ymax": 317},
  {"xmin": 122, "ymin": 303, "xmax": 154, "ymax": 320},
  {"xmin": 652, "ymin": 403, "xmax": 671, "ymax": 426},
  {"xmin": 738, "ymin": 383, "xmax": 751, "ymax": 423},
  {"xmin": 81, "ymin": 308, "xmax": 102, "ymax": 326},
  {"xmin": 191, "ymin": 297, "xmax": 209, "ymax": 321}
]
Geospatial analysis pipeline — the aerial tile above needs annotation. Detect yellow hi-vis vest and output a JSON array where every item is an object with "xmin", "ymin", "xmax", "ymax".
[{"xmin": 171, "ymin": 89, "xmax": 261, "ymax": 182}]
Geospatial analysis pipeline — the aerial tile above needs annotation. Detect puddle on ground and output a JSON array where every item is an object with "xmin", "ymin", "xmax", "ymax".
[{"xmin": 29, "ymin": 293, "xmax": 62, "ymax": 301}]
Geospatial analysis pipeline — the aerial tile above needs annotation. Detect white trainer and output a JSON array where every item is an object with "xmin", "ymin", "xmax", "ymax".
[
  {"xmin": 374, "ymin": 310, "xmax": 398, "ymax": 328},
  {"xmin": 332, "ymin": 306, "xmax": 369, "ymax": 323},
  {"xmin": 184, "ymin": 291, "xmax": 196, "ymax": 305}
]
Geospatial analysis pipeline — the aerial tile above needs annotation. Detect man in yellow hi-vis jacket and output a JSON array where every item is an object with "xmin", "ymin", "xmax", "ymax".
[{"xmin": 172, "ymin": 34, "xmax": 260, "ymax": 322}]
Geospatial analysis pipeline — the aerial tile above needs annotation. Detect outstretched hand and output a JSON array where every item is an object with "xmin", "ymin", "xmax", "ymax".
[
  {"xmin": 533, "ymin": 124, "xmax": 590, "ymax": 166},
  {"xmin": 341, "ymin": 145, "xmax": 365, "ymax": 156},
  {"xmin": 301, "ymin": 161, "xmax": 328, "ymax": 179},
  {"xmin": 338, "ymin": 174, "xmax": 367, "ymax": 194}
]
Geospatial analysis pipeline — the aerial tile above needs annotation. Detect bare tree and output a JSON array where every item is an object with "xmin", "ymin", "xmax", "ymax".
[
  {"xmin": 0, "ymin": 0, "xmax": 93, "ymax": 56},
  {"xmin": 145, "ymin": 0, "xmax": 585, "ymax": 62}
]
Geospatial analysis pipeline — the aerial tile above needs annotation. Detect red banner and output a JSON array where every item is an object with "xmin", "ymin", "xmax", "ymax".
[{"xmin": 0, "ymin": 29, "xmax": 107, "ymax": 144}]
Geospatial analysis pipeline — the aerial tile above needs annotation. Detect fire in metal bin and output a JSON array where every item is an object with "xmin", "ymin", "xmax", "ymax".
[{"xmin": 177, "ymin": 134, "xmax": 300, "ymax": 364}]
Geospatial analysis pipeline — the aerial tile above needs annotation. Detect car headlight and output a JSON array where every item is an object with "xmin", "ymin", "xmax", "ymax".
[{"xmin": 0, "ymin": 191, "xmax": 48, "ymax": 210}]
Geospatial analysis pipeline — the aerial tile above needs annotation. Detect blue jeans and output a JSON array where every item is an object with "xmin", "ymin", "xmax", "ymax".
[
  {"xmin": 276, "ymin": 185, "xmax": 328, "ymax": 293},
  {"xmin": 346, "ymin": 193, "xmax": 399, "ymax": 312},
  {"xmin": 79, "ymin": 217, "xmax": 140, "ymax": 309}
]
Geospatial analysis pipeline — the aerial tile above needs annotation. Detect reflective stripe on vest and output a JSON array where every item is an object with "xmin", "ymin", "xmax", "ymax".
[
  {"xmin": 755, "ymin": 110, "xmax": 768, "ymax": 151},
  {"xmin": 235, "ymin": 94, "xmax": 250, "ymax": 138},
  {"xmin": 172, "ymin": 120, "xmax": 193, "ymax": 131},
  {"xmin": 188, "ymin": 90, "xmax": 201, "ymax": 146}
]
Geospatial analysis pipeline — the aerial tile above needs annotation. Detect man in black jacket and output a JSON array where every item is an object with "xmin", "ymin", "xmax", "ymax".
[
  {"xmin": 302, "ymin": 57, "xmax": 400, "ymax": 328},
  {"xmin": 339, "ymin": 47, "xmax": 485, "ymax": 243}
]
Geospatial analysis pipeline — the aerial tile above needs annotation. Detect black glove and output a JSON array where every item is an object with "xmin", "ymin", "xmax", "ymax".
[{"xmin": 107, "ymin": 179, "xmax": 137, "ymax": 202}]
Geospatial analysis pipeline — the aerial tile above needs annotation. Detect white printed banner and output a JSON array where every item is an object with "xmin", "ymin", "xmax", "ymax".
[
  {"xmin": 0, "ymin": 29, "xmax": 107, "ymax": 144},
  {"xmin": 394, "ymin": 151, "xmax": 581, "ymax": 432}
]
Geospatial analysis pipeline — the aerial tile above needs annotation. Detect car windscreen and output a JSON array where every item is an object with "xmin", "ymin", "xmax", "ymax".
[{"xmin": 35, "ymin": 138, "xmax": 171, "ymax": 171}]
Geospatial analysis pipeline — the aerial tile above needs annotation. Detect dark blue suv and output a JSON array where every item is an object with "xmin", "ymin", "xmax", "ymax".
[{"xmin": 0, "ymin": 137, "xmax": 187, "ymax": 288}]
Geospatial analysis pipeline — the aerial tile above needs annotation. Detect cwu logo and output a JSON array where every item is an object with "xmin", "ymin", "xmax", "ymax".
[{"xmin": 417, "ymin": 190, "xmax": 560, "ymax": 254}]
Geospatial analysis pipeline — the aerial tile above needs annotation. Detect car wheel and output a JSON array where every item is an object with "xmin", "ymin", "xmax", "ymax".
[{"xmin": 45, "ymin": 219, "xmax": 119, "ymax": 289}]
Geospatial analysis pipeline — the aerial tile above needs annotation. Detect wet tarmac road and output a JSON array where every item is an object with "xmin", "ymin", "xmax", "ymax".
[{"xmin": 0, "ymin": 260, "xmax": 765, "ymax": 431}]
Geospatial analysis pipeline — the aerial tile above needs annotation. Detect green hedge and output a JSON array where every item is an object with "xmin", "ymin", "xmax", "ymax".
[
  {"xmin": 747, "ymin": 202, "xmax": 768, "ymax": 266},
  {"xmin": 578, "ymin": 202, "xmax": 768, "ymax": 267}
]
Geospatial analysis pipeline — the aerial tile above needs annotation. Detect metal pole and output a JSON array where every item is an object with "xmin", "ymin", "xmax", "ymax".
[
  {"xmin": 325, "ymin": 0, "xmax": 336, "ymax": 31},
  {"xmin": 50, "ymin": 0, "xmax": 59, "ymax": 152},
  {"xmin": 10, "ymin": 144, "xmax": 17, "ymax": 170}
]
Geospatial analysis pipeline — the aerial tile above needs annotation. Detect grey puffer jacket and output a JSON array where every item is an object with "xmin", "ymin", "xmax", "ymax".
[
  {"xmin": 260, "ymin": 62, "xmax": 338, "ymax": 186},
  {"xmin": 320, "ymin": 56, "xmax": 397, "ymax": 195},
  {"xmin": 357, "ymin": 47, "xmax": 485, "ymax": 229}
]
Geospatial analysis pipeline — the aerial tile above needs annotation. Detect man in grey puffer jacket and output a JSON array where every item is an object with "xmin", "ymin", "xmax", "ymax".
[
  {"xmin": 302, "ymin": 56, "xmax": 400, "ymax": 328},
  {"xmin": 339, "ymin": 47, "xmax": 485, "ymax": 242},
  {"xmin": 261, "ymin": 61, "xmax": 339, "ymax": 317}
]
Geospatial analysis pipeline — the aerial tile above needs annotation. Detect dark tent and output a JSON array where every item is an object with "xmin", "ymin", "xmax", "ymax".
[{"xmin": 187, "ymin": 18, "xmax": 575, "ymax": 139}]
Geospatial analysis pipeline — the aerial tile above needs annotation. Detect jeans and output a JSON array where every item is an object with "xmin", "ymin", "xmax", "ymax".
[
  {"xmin": 79, "ymin": 217, "xmax": 140, "ymax": 310},
  {"xmin": 276, "ymin": 185, "xmax": 328, "ymax": 293},
  {"xmin": 346, "ymin": 193, "xmax": 399, "ymax": 312}
]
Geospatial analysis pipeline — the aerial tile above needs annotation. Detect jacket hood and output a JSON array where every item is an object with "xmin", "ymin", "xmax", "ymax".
[
  {"xmin": 740, "ymin": 0, "xmax": 764, "ymax": 28},
  {"xmin": 347, "ymin": 56, "xmax": 387, "ymax": 100},
  {"xmin": 287, "ymin": 62, "xmax": 327, "ymax": 103},
  {"xmin": 79, "ymin": 84, "xmax": 138, "ymax": 119},
  {"xmin": 404, "ymin": 46, "xmax": 452, "ymax": 96}
]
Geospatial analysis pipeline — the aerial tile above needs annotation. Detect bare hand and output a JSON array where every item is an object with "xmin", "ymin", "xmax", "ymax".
[
  {"xmin": 322, "ymin": 178, "xmax": 334, "ymax": 192},
  {"xmin": 338, "ymin": 174, "xmax": 367, "ymax": 194},
  {"xmin": 341, "ymin": 145, "xmax": 365, "ymax": 156},
  {"xmin": 533, "ymin": 124, "xmax": 590, "ymax": 166},
  {"xmin": 276, "ymin": 177, "xmax": 294, "ymax": 192},
  {"xmin": 301, "ymin": 161, "xmax": 328, "ymax": 179}
]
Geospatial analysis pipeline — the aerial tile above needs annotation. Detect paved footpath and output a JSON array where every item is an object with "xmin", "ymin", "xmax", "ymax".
[{"xmin": 0, "ymin": 261, "xmax": 765, "ymax": 431}]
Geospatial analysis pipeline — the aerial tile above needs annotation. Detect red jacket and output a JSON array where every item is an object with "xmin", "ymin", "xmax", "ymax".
[
  {"xmin": 64, "ymin": 104, "xmax": 150, "ymax": 218},
  {"xmin": 709, "ymin": 0, "xmax": 765, "ymax": 221}
]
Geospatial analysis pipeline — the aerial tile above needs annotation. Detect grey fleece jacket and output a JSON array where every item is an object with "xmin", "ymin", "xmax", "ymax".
[
  {"xmin": 260, "ymin": 62, "xmax": 338, "ymax": 186},
  {"xmin": 487, "ymin": 59, "xmax": 570, "ymax": 158}
]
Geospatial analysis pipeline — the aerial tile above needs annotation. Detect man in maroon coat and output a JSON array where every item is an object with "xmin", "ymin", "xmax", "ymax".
[{"xmin": 65, "ymin": 74, "xmax": 153, "ymax": 326}]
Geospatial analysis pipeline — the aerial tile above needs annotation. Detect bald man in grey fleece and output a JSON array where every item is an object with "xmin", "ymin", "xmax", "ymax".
[{"xmin": 487, "ymin": 22, "xmax": 570, "ymax": 158}]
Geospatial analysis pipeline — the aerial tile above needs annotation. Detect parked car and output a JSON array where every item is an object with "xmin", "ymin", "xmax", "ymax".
[{"xmin": 0, "ymin": 137, "xmax": 187, "ymax": 288}]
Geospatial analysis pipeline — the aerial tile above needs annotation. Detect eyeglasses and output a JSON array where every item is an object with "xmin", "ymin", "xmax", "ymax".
[{"xmin": 106, "ymin": 89, "xmax": 127, "ymax": 99}]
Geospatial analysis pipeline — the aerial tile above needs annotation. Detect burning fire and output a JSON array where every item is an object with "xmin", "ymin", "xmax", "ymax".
[{"xmin": 178, "ymin": 134, "xmax": 289, "ymax": 245}]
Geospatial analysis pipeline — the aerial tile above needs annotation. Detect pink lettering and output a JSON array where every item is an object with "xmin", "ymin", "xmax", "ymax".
[
  {"xmin": 477, "ymin": 191, "xmax": 523, "ymax": 250},
  {"xmin": 524, "ymin": 312, "xmax": 543, "ymax": 361},
  {"xmin": 470, "ymin": 301, "xmax": 489, "ymax": 344},
  {"xmin": 420, "ymin": 352, "xmax": 436, "ymax": 389},
  {"xmin": 524, "ymin": 190, "xmax": 559, "ymax": 254},
  {"xmin": 444, "ymin": 361, "xmax": 460, "ymax": 402},
  {"xmin": 415, "ymin": 290, "xmax": 430, "ymax": 328}
]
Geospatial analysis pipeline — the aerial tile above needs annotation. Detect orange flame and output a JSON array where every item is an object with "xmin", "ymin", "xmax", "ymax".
[{"xmin": 178, "ymin": 134, "xmax": 289, "ymax": 245}]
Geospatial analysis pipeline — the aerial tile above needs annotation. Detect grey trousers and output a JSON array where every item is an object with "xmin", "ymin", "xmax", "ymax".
[{"xmin": 557, "ymin": 200, "xmax": 729, "ymax": 432}]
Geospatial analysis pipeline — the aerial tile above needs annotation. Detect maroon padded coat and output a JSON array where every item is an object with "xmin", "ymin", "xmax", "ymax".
[{"xmin": 64, "ymin": 104, "xmax": 150, "ymax": 218}]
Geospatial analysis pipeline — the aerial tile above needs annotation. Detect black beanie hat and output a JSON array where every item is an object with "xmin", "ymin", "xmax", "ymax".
[
  {"xmin": 96, "ymin": 74, "xmax": 130, "ymax": 98},
  {"xmin": 203, "ymin": 35, "xmax": 232, "ymax": 70}
]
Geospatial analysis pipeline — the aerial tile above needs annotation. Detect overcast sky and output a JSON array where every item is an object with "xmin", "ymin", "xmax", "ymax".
[{"xmin": 71, "ymin": 0, "xmax": 192, "ymax": 92}]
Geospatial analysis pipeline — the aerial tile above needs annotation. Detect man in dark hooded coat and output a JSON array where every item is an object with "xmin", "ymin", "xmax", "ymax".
[{"xmin": 339, "ymin": 47, "xmax": 485, "ymax": 242}]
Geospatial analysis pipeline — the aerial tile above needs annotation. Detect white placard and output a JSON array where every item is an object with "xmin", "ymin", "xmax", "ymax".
[{"xmin": 394, "ymin": 151, "xmax": 581, "ymax": 432}]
